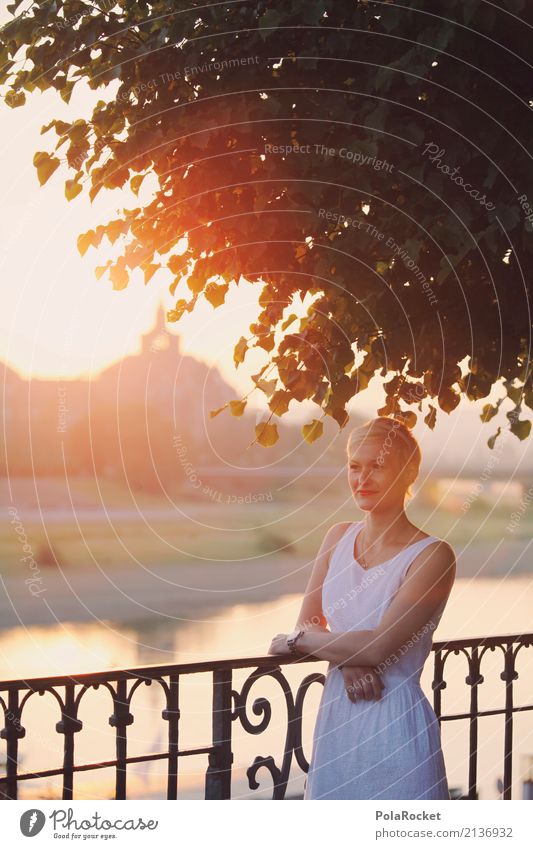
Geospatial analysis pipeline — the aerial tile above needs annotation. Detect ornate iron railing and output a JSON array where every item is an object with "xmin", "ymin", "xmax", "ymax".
[{"xmin": 0, "ymin": 632, "xmax": 532, "ymax": 800}]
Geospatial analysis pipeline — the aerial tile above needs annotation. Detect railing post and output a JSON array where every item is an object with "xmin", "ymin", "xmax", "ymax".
[
  {"xmin": 0, "ymin": 688, "xmax": 25, "ymax": 800},
  {"xmin": 162, "ymin": 675, "xmax": 180, "ymax": 800},
  {"xmin": 109, "ymin": 679, "xmax": 133, "ymax": 800},
  {"xmin": 465, "ymin": 646, "xmax": 483, "ymax": 800},
  {"xmin": 501, "ymin": 644, "xmax": 518, "ymax": 800},
  {"xmin": 56, "ymin": 684, "xmax": 83, "ymax": 800},
  {"xmin": 432, "ymin": 649, "xmax": 446, "ymax": 725},
  {"xmin": 205, "ymin": 667, "xmax": 233, "ymax": 799}
]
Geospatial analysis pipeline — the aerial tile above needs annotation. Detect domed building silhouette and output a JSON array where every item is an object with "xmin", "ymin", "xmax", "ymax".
[{"xmin": 0, "ymin": 302, "xmax": 239, "ymax": 484}]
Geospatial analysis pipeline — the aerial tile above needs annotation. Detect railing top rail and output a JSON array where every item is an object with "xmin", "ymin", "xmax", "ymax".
[
  {"xmin": 0, "ymin": 653, "xmax": 308, "ymax": 691},
  {"xmin": 0, "ymin": 632, "xmax": 531, "ymax": 691}
]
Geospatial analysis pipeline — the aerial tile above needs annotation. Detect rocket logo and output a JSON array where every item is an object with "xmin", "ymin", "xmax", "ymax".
[{"xmin": 20, "ymin": 809, "xmax": 46, "ymax": 837}]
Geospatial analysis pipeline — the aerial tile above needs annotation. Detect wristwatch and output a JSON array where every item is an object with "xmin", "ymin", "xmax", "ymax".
[{"xmin": 287, "ymin": 628, "xmax": 305, "ymax": 654}]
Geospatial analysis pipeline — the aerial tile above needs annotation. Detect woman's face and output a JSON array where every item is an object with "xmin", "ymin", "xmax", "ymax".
[{"xmin": 347, "ymin": 437, "xmax": 412, "ymax": 511}]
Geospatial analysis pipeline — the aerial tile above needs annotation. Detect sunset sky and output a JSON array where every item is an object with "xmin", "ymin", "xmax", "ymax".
[
  {"xmin": 0, "ymin": 81, "xmax": 261, "ymax": 379},
  {"xmin": 0, "ymin": 71, "xmax": 389, "ymax": 423},
  {"xmin": 0, "ymin": 45, "xmax": 511, "ymax": 444}
]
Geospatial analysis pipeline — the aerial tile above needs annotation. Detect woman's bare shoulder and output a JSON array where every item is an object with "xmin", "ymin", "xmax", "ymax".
[
  {"xmin": 406, "ymin": 537, "xmax": 456, "ymax": 579},
  {"xmin": 313, "ymin": 522, "xmax": 355, "ymax": 570},
  {"xmin": 325, "ymin": 521, "xmax": 356, "ymax": 543},
  {"xmin": 421, "ymin": 537, "xmax": 456, "ymax": 559}
]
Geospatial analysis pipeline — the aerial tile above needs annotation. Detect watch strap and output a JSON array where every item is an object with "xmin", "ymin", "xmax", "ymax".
[{"xmin": 287, "ymin": 628, "xmax": 305, "ymax": 654}]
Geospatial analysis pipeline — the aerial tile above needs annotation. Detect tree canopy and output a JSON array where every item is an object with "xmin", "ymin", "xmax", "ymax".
[{"xmin": 1, "ymin": 0, "xmax": 532, "ymax": 447}]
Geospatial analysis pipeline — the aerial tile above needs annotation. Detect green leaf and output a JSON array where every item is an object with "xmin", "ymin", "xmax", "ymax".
[
  {"xmin": 424, "ymin": 404, "xmax": 437, "ymax": 430},
  {"xmin": 109, "ymin": 259, "xmax": 129, "ymax": 291},
  {"xmin": 509, "ymin": 418, "xmax": 531, "ymax": 441},
  {"xmin": 143, "ymin": 263, "xmax": 160, "ymax": 284},
  {"xmin": 95, "ymin": 261, "xmax": 111, "ymax": 280},
  {"xmin": 329, "ymin": 407, "xmax": 350, "ymax": 429},
  {"xmin": 229, "ymin": 399, "xmax": 247, "ymax": 417},
  {"xmin": 480, "ymin": 403, "xmax": 499, "ymax": 423},
  {"xmin": 255, "ymin": 421, "xmax": 279, "ymax": 447},
  {"xmin": 186, "ymin": 268, "xmax": 207, "ymax": 295},
  {"xmin": 106, "ymin": 219, "xmax": 127, "ymax": 244},
  {"xmin": 6, "ymin": 0, "xmax": 25, "ymax": 13},
  {"xmin": 487, "ymin": 427, "xmax": 501, "ymax": 450},
  {"xmin": 204, "ymin": 280, "xmax": 229, "ymax": 307},
  {"xmin": 67, "ymin": 119, "xmax": 88, "ymax": 143},
  {"xmin": 167, "ymin": 299, "xmax": 189, "ymax": 321},
  {"xmin": 269, "ymin": 389, "xmax": 291, "ymax": 416},
  {"xmin": 256, "ymin": 378, "xmax": 277, "ymax": 398},
  {"xmin": 398, "ymin": 410, "xmax": 417, "ymax": 429},
  {"xmin": 77, "ymin": 230, "xmax": 95, "ymax": 256},
  {"xmin": 255, "ymin": 333, "xmax": 275, "ymax": 352},
  {"xmin": 65, "ymin": 178, "xmax": 83, "ymax": 200},
  {"xmin": 209, "ymin": 403, "xmax": 229, "ymax": 419},
  {"xmin": 60, "ymin": 80, "xmax": 76, "ymax": 104},
  {"xmin": 130, "ymin": 174, "xmax": 145, "ymax": 196},
  {"xmin": 281, "ymin": 313, "xmax": 297, "ymax": 331},
  {"xmin": 233, "ymin": 336, "xmax": 248, "ymax": 367},
  {"xmin": 438, "ymin": 387, "xmax": 461, "ymax": 414},
  {"xmin": 5, "ymin": 89, "xmax": 25, "ymax": 108},
  {"xmin": 33, "ymin": 151, "xmax": 60, "ymax": 186},
  {"xmin": 302, "ymin": 419, "xmax": 324, "ymax": 444}
]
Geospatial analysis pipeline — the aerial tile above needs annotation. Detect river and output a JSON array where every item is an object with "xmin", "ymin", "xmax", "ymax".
[{"xmin": 1, "ymin": 576, "xmax": 532, "ymax": 801}]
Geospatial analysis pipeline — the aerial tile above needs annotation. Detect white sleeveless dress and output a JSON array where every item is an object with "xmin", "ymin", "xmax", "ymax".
[{"xmin": 304, "ymin": 520, "xmax": 450, "ymax": 800}]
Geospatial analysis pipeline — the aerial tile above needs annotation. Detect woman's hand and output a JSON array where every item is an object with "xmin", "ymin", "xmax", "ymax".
[
  {"xmin": 268, "ymin": 624, "xmax": 329, "ymax": 656},
  {"xmin": 340, "ymin": 665, "xmax": 384, "ymax": 704},
  {"xmin": 268, "ymin": 633, "xmax": 291, "ymax": 655}
]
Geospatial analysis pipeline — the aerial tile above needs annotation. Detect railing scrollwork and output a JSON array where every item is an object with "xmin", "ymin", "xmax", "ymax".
[{"xmin": 0, "ymin": 634, "xmax": 531, "ymax": 800}]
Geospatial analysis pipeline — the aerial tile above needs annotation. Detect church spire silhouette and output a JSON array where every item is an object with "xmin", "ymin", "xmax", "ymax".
[{"xmin": 141, "ymin": 302, "xmax": 180, "ymax": 354}]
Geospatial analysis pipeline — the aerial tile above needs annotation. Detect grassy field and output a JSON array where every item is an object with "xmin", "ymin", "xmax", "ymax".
[{"xmin": 2, "ymin": 475, "xmax": 531, "ymax": 575}]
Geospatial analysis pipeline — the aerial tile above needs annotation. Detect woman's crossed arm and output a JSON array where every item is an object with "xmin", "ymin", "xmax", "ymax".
[{"xmin": 270, "ymin": 540, "xmax": 455, "ymax": 668}]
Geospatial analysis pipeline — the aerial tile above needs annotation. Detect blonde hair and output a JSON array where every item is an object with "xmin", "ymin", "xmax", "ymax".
[{"xmin": 346, "ymin": 416, "xmax": 422, "ymax": 498}]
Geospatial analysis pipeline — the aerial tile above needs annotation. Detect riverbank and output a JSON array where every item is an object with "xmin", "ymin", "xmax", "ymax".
[
  {"xmin": 0, "ymin": 555, "xmax": 311, "ymax": 630},
  {"xmin": 0, "ymin": 534, "xmax": 531, "ymax": 631}
]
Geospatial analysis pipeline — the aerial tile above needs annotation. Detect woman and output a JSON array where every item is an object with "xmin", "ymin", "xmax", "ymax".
[{"xmin": 269, "ymin": 416, "xmax": 456, "ymax": 800}]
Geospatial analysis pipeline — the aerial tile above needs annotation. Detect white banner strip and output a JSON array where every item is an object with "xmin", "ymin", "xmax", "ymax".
[{"xmin": 3, "ymin": 799, "xmax": 532, "ymax": 848}]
